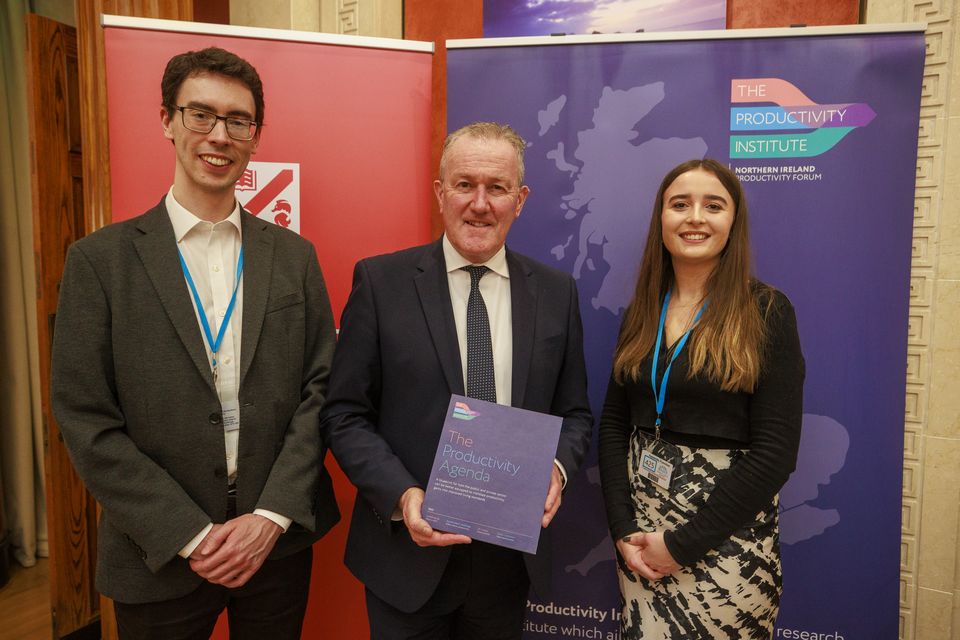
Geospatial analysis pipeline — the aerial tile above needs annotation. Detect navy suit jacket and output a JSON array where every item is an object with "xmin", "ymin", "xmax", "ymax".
[{"xmin": 322, "ymin": 239, "xmax": 593, "ymax": 612}]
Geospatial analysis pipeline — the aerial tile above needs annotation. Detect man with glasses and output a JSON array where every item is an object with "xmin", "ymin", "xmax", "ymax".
[{"xmin": 51, "ymin": 47, "xmax": 339, "ymax": 639}]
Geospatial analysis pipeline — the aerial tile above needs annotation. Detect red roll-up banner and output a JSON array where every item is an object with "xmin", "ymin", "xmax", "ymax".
[{"xmin": 103, "ymin": 16, "xmax": 434, "ymax": 638}]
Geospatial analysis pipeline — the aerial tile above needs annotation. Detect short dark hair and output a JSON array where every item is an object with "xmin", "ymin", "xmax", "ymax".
[{"xmin": 161, "ymin": 47, "xmax": 264, "ymax": 124}]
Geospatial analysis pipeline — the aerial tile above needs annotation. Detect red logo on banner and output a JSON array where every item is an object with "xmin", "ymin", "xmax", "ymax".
[
  {"xmin": 235, "ymin": 162, "xmax": 301, "ymax": 234},
  {"xmin": 244, "ymin": 170, "xmax": 293, "ymax": 215},
  {"xmin": 237, "ymin": 169, "xmax": 257, "ymax": 191},
  {"xmin": 272, "ymin": 200, "xmax": 292, "ymax": 228}
]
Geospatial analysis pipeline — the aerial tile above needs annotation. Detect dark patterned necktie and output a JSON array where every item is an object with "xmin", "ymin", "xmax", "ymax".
[{"xmin": 461, "ymin": 265, "xmax": 496, "ymax": 403}]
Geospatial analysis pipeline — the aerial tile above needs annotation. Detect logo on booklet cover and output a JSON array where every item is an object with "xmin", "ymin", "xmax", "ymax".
[{"xmin": 452, "ymin": 401, "xmax": 479, "ymax": 421}]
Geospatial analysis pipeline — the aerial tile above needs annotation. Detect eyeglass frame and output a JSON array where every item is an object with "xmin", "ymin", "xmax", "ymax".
[{"xmin": 173, "ymin": 105, "xmax": 260, "ymax": 141}]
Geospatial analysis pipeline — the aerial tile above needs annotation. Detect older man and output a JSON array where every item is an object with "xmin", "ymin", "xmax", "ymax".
[
  {"xmin": 51, "ymin": 48, "xmax": 339, "ymax": 639},
  {"xmin": 322, "ymin": 121, "xmax": 593, "ymax": 639}
]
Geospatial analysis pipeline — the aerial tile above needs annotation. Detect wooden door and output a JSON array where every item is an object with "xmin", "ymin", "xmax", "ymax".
[{"xmin": 25, "ymin": 12, "xmax": 101, "ymax": 640}]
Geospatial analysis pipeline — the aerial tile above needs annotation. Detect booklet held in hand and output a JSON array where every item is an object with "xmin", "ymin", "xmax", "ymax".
[{"xmin": 422, "ymin": 394, "xmax": 562, "ymax": 554}]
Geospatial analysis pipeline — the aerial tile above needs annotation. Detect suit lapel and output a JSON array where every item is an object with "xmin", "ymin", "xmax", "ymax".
[
  {"xmin": 238, "ymin": 211, "xmax": 274, "ymax": 387},
  {"xmin": 414, "ymin": 241, "xmax": 464, "ymax": 396},
  {"xmin": 508, "ymin": 250, "xmax": 537, "ymax": 408},
  {"xmin": 133, "ymin": 202, "xmax": 216, "ymax": 392}
]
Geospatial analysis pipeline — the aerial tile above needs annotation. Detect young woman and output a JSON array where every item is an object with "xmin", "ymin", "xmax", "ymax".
[{"xmin": 599, "ymin": 159, "xmax": 804, "ymax": 639}]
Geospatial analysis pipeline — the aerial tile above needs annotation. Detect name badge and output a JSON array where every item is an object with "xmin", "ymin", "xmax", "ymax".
[
  {"xmin": 640, "ymin": 448, "xmax": 674, "ymax": 490},
  {"xmin": 222, "ymin": 400, "xmax": 240, "ymax": 433}
]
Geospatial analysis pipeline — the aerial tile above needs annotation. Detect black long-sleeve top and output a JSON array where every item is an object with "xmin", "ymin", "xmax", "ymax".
[{"xmin": 598, "ymin": 288, "xmax": 805, "ymax": 566}]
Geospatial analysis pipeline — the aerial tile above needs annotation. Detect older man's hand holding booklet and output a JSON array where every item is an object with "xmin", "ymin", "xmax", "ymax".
[{"xmin": 421, "ymin": 394, "xmax": 563, "ymax": 554}]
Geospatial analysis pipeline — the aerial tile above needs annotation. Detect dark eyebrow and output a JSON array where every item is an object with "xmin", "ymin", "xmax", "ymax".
[
  {"xmin": 184, "ymin": 101, "xmax": 254, "ymax": 120},
  {"xmin": 669, "ymin": 192, "xmax": 728, "ymax": 201}
]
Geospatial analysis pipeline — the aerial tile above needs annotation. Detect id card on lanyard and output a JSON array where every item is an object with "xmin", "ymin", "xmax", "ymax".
[
  {"xmin": 178, "ymin": 245, "xmax": 244, "ymax": 435},
  {"xmin": 641, "ymin": 289, "xmax": 706, "ymax": 490}
]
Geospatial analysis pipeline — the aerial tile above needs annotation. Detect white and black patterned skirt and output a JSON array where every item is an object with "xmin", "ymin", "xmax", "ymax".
[{"xmin": 617, "ymin": 431, "xmax": 781, "ymax": 640}]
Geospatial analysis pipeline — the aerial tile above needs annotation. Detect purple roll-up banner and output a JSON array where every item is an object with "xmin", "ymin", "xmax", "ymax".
[{"xmin": 447, "ymin": 25, "xmax": 924, "ymax": 639}]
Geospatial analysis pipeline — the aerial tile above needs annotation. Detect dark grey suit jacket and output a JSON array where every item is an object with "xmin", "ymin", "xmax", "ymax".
[
  {"xmin": 51, "ymin": 200, "xmax": 340, "ymax": 604},
  {"xmin": 322, "ymin": 239, "xmax": 593, "ymax": 612}
]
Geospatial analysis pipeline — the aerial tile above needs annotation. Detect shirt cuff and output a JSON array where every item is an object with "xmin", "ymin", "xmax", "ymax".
[
  {"xmin": 179, "ymin": 523, "xmax": 213, "ymax": 558},
  {"xmin": 253, "ymin": 509, "xmax": 292, "ymax": 532},
  {"xmin": 554, "ymin": 459, "xmax": 568, "ymax": 489}
]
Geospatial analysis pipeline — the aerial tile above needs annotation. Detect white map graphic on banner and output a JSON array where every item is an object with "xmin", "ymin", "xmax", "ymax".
[
  {"xmin": 235, "ymin": 161, "xmax": 301, "ymax": 234},
  {"xmin": 542, "ymin": 84, "xmax": 706, "ymax": 315},
  {"xmin": 540, "ymin": 85, "xmax": 849, "ymax": 579}
]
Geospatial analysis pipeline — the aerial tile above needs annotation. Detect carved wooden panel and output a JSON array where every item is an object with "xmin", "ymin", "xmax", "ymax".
[
  {"xmin": 26, "ymin": 13, "xmax": 98, "ymax": 639},
  {"xmin": 76, "ymin": 0, "xmax": 193, "ymax": 234}
]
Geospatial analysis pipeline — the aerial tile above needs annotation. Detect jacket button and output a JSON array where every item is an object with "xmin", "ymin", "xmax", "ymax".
[{"xmin": 209, "ymin": 412, "xmax": 222, "ymax": 425}]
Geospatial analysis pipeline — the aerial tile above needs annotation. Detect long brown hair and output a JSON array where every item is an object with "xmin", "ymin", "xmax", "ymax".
[{"xmin": 612, "ymin": 159, "xmax": 771, "ymax": 392}]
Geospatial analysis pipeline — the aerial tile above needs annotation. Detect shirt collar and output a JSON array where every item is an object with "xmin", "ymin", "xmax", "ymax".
[
  {"xmin": 165, "ymin": 188, "xmax": 243, "ymax": 243},
  {"xmin": 442, "ymin": 235, "xmax": 509, "ymax": 279}
]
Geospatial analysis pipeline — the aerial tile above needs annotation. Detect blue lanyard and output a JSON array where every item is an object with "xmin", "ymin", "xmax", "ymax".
[
  {"xmin": 177, "ymin": 245, "xmax": 244, "ymax": 374},
  {"xmin": 650, "ymin": 290, "xmax": 707, "ymax": 437}
]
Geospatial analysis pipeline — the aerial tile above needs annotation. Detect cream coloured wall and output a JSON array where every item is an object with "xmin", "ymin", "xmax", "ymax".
[
  {"xmin": 230, "ymin": 0, "xmax": 318, "ymax": 31},
  {"xmin": 865, "ymin": 1, "xmax": 960, "ymax": 638},
  {"xmin": 320, "ymin": 0, "xmax": 401, "ymax": 37},
  {"xmin": 230, "ymin": 0, "xmax": 401, "ymax": 37}
]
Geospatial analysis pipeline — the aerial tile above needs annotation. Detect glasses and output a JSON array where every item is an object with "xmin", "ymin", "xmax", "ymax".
[{"xmin": 175, "ymin": 106, "xmax": 259, "ymax": 141}]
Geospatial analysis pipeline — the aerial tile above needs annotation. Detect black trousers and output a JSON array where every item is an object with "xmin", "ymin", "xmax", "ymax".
[
  {"xmin": 114, "ymin": 546, "xmax": 312, "ymax": 640},
  {"xmin": 365, "ymin": 542, "xmax": 530, "ymax": 640}
]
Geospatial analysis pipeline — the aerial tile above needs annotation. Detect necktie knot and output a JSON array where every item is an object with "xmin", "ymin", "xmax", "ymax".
[{"xmin": 461, "ymin": 265, "xmax": 490, "ymax": 287}]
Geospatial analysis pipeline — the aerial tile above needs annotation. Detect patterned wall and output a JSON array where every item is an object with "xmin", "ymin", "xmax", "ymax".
[
  {"xmin": 337, "ymin": 0, "xmax": 359, "ymax": 34},
  {"xmin": 867, "ymin": 0, "xmax": 960, "ymax": 638}
]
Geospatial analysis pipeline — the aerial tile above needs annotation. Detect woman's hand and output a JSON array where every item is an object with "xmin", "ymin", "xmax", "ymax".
[
  {"xmin": 616, "ymin": 534, "xmax": 666, "ymax": 581},
  {"xmin": 639, "ymin": 531, "xmax": 681, "ymax": 575}
]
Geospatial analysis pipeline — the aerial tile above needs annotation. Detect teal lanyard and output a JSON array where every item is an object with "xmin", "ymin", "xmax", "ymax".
[
  {"xmin": 177, "ymin": 245, "xmax": 244, "ymax": 378},
  {"xmin": 650, "ymin": 290, "xmax": 707, "ymax": 438}
]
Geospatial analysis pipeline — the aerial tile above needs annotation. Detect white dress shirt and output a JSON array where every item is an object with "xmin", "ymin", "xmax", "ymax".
[
  {"xmin": 442, "ymin": 235, "xmax": 513, "ymax": 406},
  {"xmin": 442, "ymin": 235, "xmax": 567, "ymax": 486},
  {"xmin": 165, "ymin": 190, "xmax": 290, "ymax": 558}
]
